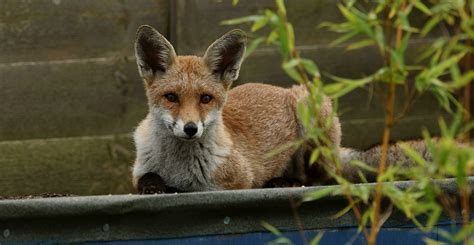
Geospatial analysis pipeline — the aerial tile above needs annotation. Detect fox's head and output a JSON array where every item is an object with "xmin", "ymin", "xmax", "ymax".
[{"xmin": 135, "ymin": 25, "xmax": 246, "ymax": 140}]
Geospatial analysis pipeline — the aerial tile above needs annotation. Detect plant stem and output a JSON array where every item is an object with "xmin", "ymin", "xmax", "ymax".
[
  {"xmin": 276, "ymin": 2, "xmax": 371, "ymax": 240},
  {"xmin": 368, "ymin": 1, "xmax": 405, "ymax": 244},
  {"xmin": 462, "ymin": 11, "xmax": 471, "ymax": 142},
  {"xmin": 461, "ymin": 36, "xmax": 471, "ymax": 245},
  {"xmin": 461, "ymin": 4, "xmax": 472, "ymax": 244},
  {"xmin": 368, "ymin": 80, "xmax": 396, "ymax": 245},
  {"xmin": 344, "ymin": 186, "xmax": 371, "ymax": 240},
  {"xmin": 462, "ymin": 185, "xmax": 471, "ymax": 245}
]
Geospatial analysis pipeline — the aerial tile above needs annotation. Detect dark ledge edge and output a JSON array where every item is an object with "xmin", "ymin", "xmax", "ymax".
[{"xmin": 0, "ymin": 177, "xmax": 472, "ymax": 242}]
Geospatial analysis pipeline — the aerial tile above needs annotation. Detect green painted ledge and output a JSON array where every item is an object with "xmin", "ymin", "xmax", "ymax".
[{"xmin": 0, "ymin": 178, "xmax": 471, "ymax": 243}]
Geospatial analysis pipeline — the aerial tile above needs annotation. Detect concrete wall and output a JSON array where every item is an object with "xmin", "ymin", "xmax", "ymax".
[{"xmin": 0, "ymin": 0, "xmax": 455, "ymax": 195}]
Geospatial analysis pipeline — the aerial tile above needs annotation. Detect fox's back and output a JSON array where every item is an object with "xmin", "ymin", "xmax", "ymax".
[{"xmin": 222, "ymin": 83, "xmax": 303, "ymax": 185}]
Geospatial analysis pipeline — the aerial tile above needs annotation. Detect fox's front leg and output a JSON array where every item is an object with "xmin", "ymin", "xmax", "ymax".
[
  {"xmin": 134, "ymin": 173, "xmax": 184, "ymax": 194},
  {"xmin": 136, "ymin": 172, "xmax": 167, "ymax": 194}
]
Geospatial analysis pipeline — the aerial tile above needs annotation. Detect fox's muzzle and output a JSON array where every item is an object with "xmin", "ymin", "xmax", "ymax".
[{"xmin": 183, "ymin": 122, "xmax": 198, "ymax": 137}]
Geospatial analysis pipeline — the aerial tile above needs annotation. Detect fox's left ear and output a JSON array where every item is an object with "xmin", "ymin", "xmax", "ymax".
[{"xmin": 204, "ymin": 30, "xmax": 247, "ymax": 87}]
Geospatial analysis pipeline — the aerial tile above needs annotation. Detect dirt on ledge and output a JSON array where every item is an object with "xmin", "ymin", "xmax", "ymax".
[{"xmin": 0, "ymin": 193, "xmax": 75, "ymax": 200}]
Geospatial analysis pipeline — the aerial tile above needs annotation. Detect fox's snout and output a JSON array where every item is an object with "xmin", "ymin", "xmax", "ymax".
[
  {"xmin": 159, "ymin": 110, "xmax": 204, "ymax": 140},
  {"xmin": 183, "ymin": 122, "xmax": 198, "ymax": 137},
  {"xmin": 172, "ymin": 118, "xmax": 203, "ymax": 140}
]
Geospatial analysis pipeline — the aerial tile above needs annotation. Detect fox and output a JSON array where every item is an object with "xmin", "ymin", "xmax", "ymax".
[{"xmin": 131, "ymin": 25, "xmax": 431, "ymax": 194}]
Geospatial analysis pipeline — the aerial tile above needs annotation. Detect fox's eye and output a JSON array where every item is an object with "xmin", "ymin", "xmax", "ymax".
[
  {"xmin": 200, "ymin": 94, "xmax": 212, "ymax": 104},
  {"xmin": 165, "ymin": 93, "xmax": 178, "ymax": 103}
]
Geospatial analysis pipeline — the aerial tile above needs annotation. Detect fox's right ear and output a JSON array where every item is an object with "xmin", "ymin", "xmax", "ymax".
[{"xmin": 135, "ymin": 25, "xmax": 176, "ymax": 84}]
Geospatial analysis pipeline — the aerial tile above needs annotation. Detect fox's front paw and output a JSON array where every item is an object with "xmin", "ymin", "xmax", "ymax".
[
  {"xmin": 137, "ymin": 172, "xmax": 166, "ymax": 194},
  {"xmin": 264, "ymin": 177, "xmax": 302, "ymax": 188}
]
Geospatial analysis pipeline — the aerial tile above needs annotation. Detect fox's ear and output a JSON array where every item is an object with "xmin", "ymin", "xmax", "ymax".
[
  {"xmin": 135, "ymin": 25, "xmax": 176, "ymax": 84},
  {"xmin": 204, "ymin": 29, "xmax": 247, "ymax": 86}
]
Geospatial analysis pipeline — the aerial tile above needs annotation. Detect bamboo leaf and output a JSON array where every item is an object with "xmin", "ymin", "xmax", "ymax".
[
  {"xmin": 261, "ymin": 221, "xmax": 282, "ymax": 236},
  {"xmin": 303, "ymin": 186, "xmax": 338, "ymax": 202},
  {"xmin": 309, "ymin": 149, "xmax": 320, "ymax": 164},
  {"xmin": 245, "ymin": 37, "xmax": 265, "ymax": 58},
  {"xmin": 264, "ymin": 139, "xmax": 304, "ymax": 158},
  {"xmin": 452, "ymin": 223, "xmax": 474, "ymax": 242},
  {"xmin": 349, "ymin": 160, "xmax": 377, "ymax": 172},
  {"xmin": 282, "ymin": 61, "xmax": 303, "ymax": 82},
  {"xmin": 333, "ymin": 204, "xmax": 353, "ymax": 219},
  {"xmin": 346, "ymin": 39, "xmax": 376, "ymax": 50},
  {"xmin": 251, "ymin": 17, "xmax": 269, "ymax": 32},
  {"xmin": 309, "ymin": 232, "xmax": 324, "ymax": 245},
  {"xmin": 330, "ymin": 31, "xmax": 358, "ymax": 46},
  {"xmin": 423, "ymin": 237, "xmax": 448, "ymax": 245},
  {"xmin": 270, "ymin": 237, "xmax": 293, "ymax": 245},
  {"xmin": 275, "ymin": 0, "xmax": 287, "ymax": 16},
  {"xmin": 301, "ymin": 58, "xmax": 320, "ymax": 78},
  {"xmin": 412, "ymin": 0, "xmax": 432, "ymax": 15},
  {"xmin": 400, "ymin": 143, "xmax": 427, "ymax": 166},
  {"xmin": 221, "ymin": 15, "xmax": 263, "ymax": 25},
  {"xmin": 421, "ymin": 16, "xmax": 441, "ymax": 36},
  {"xmin": 266, "ymin": 30, "xmax": 279, "ymax": 44}
]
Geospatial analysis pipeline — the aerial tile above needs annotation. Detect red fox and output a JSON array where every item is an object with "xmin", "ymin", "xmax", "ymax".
[{"xmin": 131, "ymin": 25, "xmax": 430, "ymax": 194}]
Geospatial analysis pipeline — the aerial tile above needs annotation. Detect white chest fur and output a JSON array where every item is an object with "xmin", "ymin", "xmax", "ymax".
[{"xmin": 132, "ymin": 117, "xmax": 229, "ymax": 192}]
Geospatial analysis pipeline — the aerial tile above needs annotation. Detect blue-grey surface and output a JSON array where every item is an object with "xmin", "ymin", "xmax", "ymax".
[{"xmin": 0, "ymin": 178, "xmax": 472, "ymax": 243}]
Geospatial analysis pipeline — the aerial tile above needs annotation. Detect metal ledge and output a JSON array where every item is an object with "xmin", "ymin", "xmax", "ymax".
[{"xmin": 0, "ymin": 178, "xmax": 472, "ymax": 243}]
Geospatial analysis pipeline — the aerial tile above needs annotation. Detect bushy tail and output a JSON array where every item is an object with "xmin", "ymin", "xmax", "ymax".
[{"xmin": 338, "ymin": 140, "xmax": 432, "ymax": 182}]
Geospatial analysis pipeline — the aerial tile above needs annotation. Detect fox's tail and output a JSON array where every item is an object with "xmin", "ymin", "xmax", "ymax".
[{"xmin": 338, "ymin": 140, "xmax": 433, "ymax": 182}]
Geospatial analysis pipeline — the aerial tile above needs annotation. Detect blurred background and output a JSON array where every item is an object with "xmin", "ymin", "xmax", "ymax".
[{"xmin": 0, "ymin": 0, "xmax": 460, "ymax": 196}]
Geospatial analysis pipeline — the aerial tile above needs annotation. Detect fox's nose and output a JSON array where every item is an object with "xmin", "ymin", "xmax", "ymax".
[{"xmin": 183, "ymin": 122, "xmax": 198, "ymax": 137}]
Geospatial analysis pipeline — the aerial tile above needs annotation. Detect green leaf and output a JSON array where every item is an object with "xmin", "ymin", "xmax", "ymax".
[
  {"xmin": 261, "ymin": 221, "xmax": 282, "ymax": 236},
  {"xmin": 285, "ymin": 23, "xmax": 296, "ymax": 54},
  {"xmin": 303, "ymin": 186, "xmax": 338, "ymax": 202},
  {"xmin": 266, "ymin": 30, "xmax": 279, "ymax": 44},
  {"xmin": 400, "ymin": 143, "xmax": 427, "ymax": 166},
  {"xmin": 232, "ymin": 0, "xmax": 239, "ymax": 6},
  {"xmin": 270, "ymin": 237, "xmax": 293, "ymax": 245},
  {"xmin": 360, "ymin": 207, "xmax": 373, "ymax": 229},
  {"xmin": 452, "ymin": 223, "xmax": 474, "ymax": 242},
  {"xmin": 323, "ymin": 74, "xmax": 373, "ymax": 98},
  {"xmin": 412, "ymin": 0, "xmax": 432, "ymax": 15},
  {"xmin": 425, "ymin": 204, "xmax": 441, "ymax": 231},
  {"xmin": 275, "ymin": 0, "xmax": 287, "ymax": 16},
  {"xmin": 438, "ymin": 229, "xmax": 455, "ymax": 242},
  {"xmin": 349, "ymin": 160, "xmax": 377, "ymax": 172},
  {"xmin": 421, "ymin": 16, "xmax": 441, "ymax": 36},
  {"xmin": 346, "ymin": 39, "xmax": 376, "ymax": 50},
  {"xmin": 333, "ymin": 204, "xmax": 354, "ymax": 219},
  {"xmin": 423, "ymin": 237, "xmax": 448, "ymax": 245},
  {"xmin": 264, "ymin": 139, "xmax": 304, "ymax": 159},
  {"xmin": 221, "ymin": 15, "xmax": 263, "ymax": 25},
  {"xmin": 245, "ymin": 37, "xmax": 265, "ymax": 58},
  {"xmin": 309, "ymin": 232, "xmax": 324, "ymax": 245},
  {"xmin": 322, "ymin": 83, "xmax": 345, "ymax": 96},
  {"xmin": 425, "ymin": 52, "xmax": 466, "ymax": 79},
  {"xmin": 338, "ymin": 3, "xmax": 357, "ymax": 23},
  {"xmin": 309, "ymin": 149, "xmax": 320, "ymax": 164},
  {"xmin": 277, "ymin": 20, "xmax": 290, "ymax": 58},
  {"xmin": 282, "ymin": 62, "xmax": 303, "ymax": 82},
  {"xmin": 300, "ymin": 59, "xmax": 320, "ymax": 78},
  {"xmin": 330, "ymin": 31, "xmax": 358, "ymax": 46},
  {"xmin": 450, "ymin": 71, "xmax": 474, "ymax": 89},
  {"xmin": 251, "ymin": 17, "xmax": 269, "ymax": 32}
]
